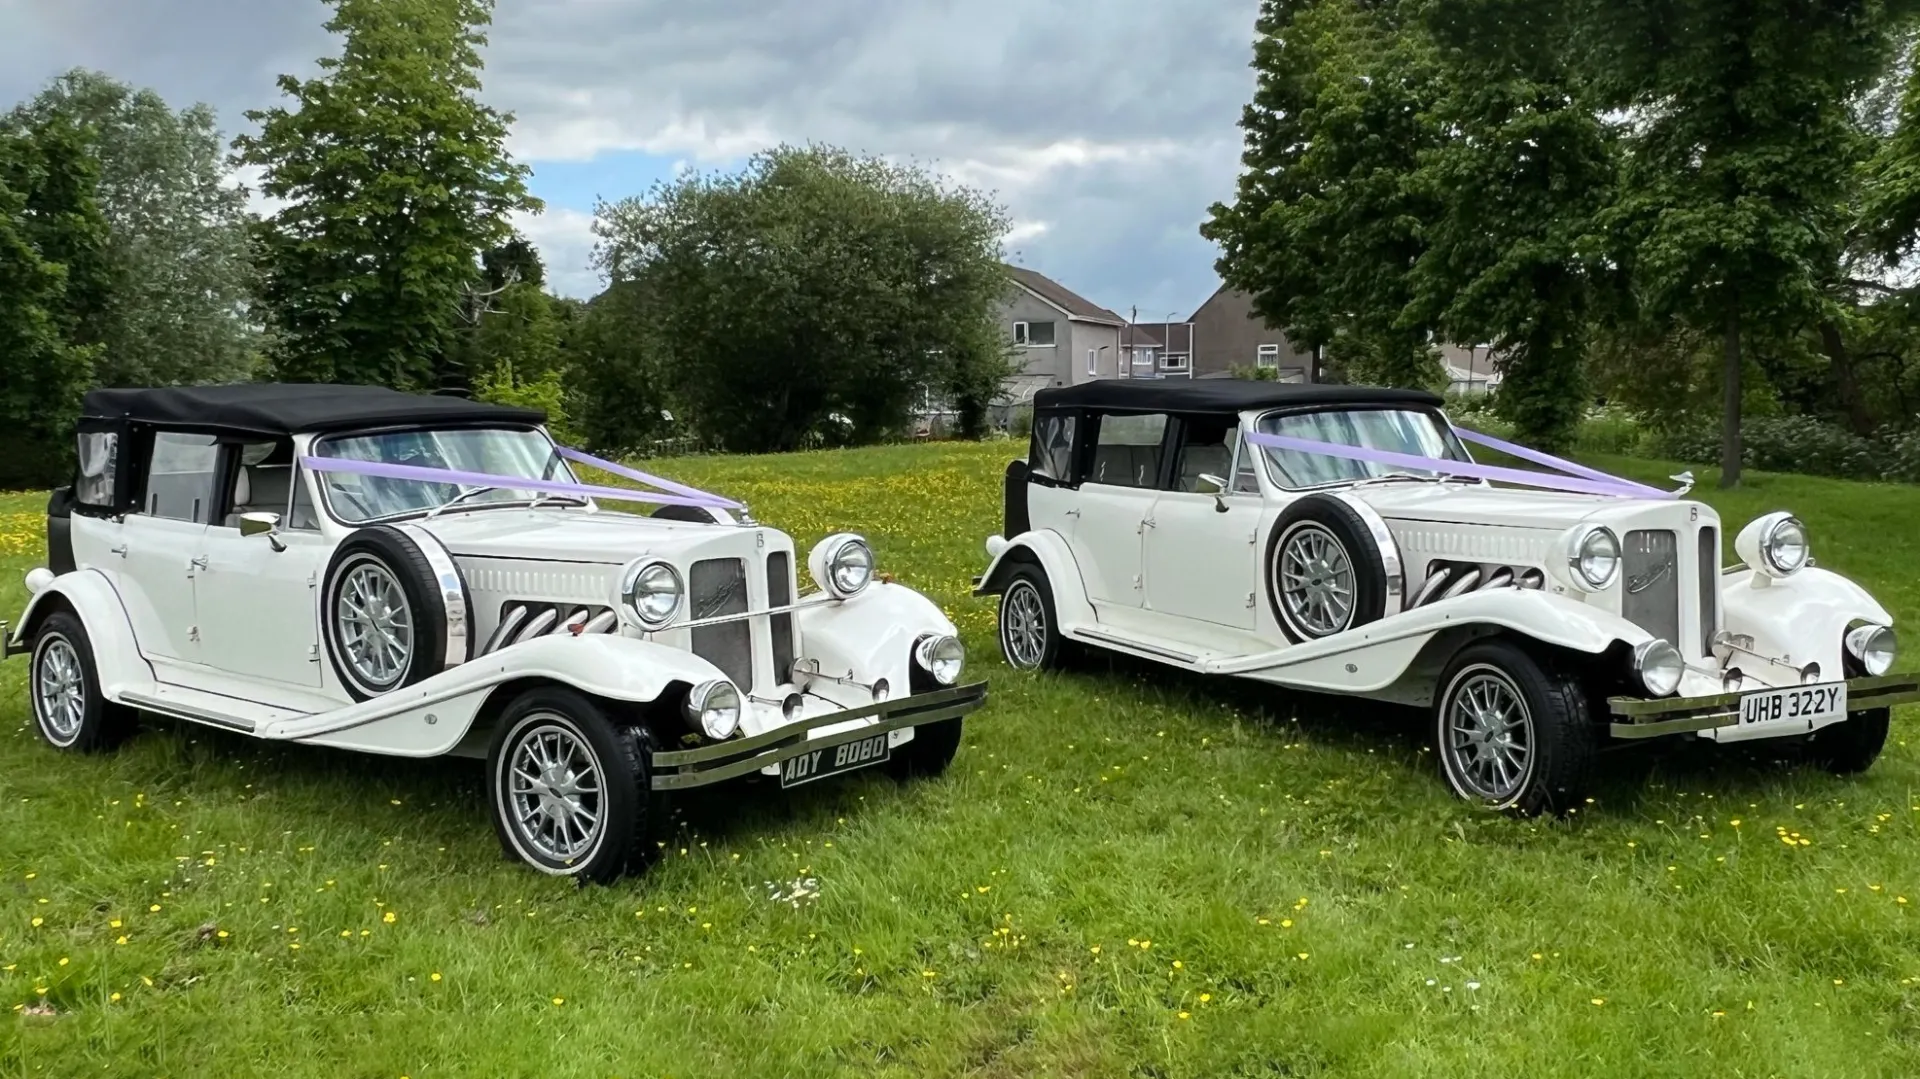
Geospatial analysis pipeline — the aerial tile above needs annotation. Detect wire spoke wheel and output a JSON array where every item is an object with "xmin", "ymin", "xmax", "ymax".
[
  {"xmin": 1442, "ymin": 666, "xmax": 1534, "ymax": 803},
  {"xmin": 504, "ymin": 718, "xmax": 607, "ymax": 863},
  {"xmin": 334, "ymin": 556, "xmax": 414, "ymax": 692},
  {"xmin": 33, "ymin": 634, "xmax": 85, "ymax": 744},
  {"xmin": 1001, "ymin": 580, "xmax": 1048, "ymax": 669},
  {"xmin": 1276, "ymin": 523, "xmax": 1357, "ymax": 637}
]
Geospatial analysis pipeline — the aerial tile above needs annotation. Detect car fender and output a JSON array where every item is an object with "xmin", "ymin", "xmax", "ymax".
[
  {"xmin": 973, "ymin": 529, "xmax": 1095, "ymax": 629},
  {"xmin": 795, "ymin": 581, "xmax": 959, "ymax": 697},
  {"xmin": 1720, "ymin": 566, "xmax": 1892, "ymax": 680},
  {"xmin": 6, "ymin": 569, "xmax": 154, "ymax": 700}
]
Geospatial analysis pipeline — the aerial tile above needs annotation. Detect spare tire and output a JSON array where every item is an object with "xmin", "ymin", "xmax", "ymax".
[
  {"xmin": 320, "ymin": 524, "xmax": 472, "ymax": 701},
  {"xmin": 1265, "ymin": 494, "xmax": 1393, "ymax": 643}
]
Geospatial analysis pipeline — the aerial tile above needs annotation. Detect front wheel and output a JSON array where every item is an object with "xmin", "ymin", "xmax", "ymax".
[
  {"xmin": 486, "ymin": 687, "xmax": 658, "ymax": 883},
  {"xmin": 1807, "ymin": 708, "xmax": 1889, "ymax": 775},
  {"xmin": 1433, "ymin": 640, "xmax": 1597, "ymax": 816},
  {"xmin": 998, "ymin": 566, "xmax": 1067, "ymax": 671},
  {"xmin": 887, "ymin": 718, "xmax": 963, "ymax": 780},
  {"xmin": 30, "ymin": 611, "xmax": 135, "ymax": 753}
]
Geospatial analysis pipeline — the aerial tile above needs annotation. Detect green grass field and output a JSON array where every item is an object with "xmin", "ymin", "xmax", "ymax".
[{"xmin": 5, "ymin": 441, "xmax": 1920, "ymax": 1078}]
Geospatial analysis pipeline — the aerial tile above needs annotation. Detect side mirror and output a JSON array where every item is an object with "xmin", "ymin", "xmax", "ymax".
[
  {"xmin": 1196, "ymin": 474, "xmax": 1230, "ymax": 513},
  {"xmin": 239, "ymin": 511, "xmax": 286, "ymax": 552}
]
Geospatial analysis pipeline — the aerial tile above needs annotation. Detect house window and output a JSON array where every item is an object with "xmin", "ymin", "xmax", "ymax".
[
  {"xmin": 1256, "ymin": 344, "xmax": 1281, "ymax": 368},
  {"xmin": 1160, "ymin": 353, "xmax": 1190, "ymax": 372},
  {"xmin": 1014, "ymin": 320, "xmax": 1056, "ymax": 347},
  {"xmin": 1086, "ymin": 348, "xmax": 1097, "ymax": 375}
]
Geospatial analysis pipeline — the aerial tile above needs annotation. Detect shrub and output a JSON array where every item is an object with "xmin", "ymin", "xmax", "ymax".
[{"xmin": 1571, "ymin": 405, "xmax": 1644, "ymax": 456}]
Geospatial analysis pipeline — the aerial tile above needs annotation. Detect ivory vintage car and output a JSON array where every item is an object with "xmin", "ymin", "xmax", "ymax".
[
  {"xmin": 6, "ymin": 384, "xmax": 985, "ymax": 881},
  {"xmin": 976, "ymin": 379, "xmax": 1916, "ymax": 813}
]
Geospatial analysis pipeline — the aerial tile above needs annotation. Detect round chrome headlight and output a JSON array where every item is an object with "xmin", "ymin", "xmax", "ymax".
[
  {"xmin": 684, "ymin": 679, "xmax": 741, "ymax": 740},
  {"xmin": 1633, "ymin": 638, "xmax": 1685, "ymax": 698},
  {"xmin": 1735, "ymin": 511, "xmax": 1809, "ymax": 578},
  {"xmin": 914, "ymin": 634, "xmax": 966, "ymax": 686},
  {"xmin": 1846, "ymin": 624, "xmax": 1897, "ymax": 676},
  {"xmin": 621, "ymin": 559, "xmax": 683, "ymax": 628},
  {"xmin": 1566, "ymin": 525, "xmax": 1621, "ymax": 590},
  {"xmin": 808, "ymin": 533, "xmax": 874, "ymax": 599}
]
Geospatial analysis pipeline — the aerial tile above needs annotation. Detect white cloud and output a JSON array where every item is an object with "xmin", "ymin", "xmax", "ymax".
[
  {"xmin": 1003, "ymin": 220, "xmax": 1050, "ymax": 245},
  {"xmin": 511, "ymin": 206, "xmax": 601, "ymax": 299}
]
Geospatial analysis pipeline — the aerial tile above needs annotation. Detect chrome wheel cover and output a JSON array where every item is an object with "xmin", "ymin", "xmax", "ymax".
[
  {"xmin": 1001, "ymin": 581, "xmax": 1048, "ymax": 669},
  {"xmin": 33, "ymin": 634, "xmax": 85, "ymax": 745},
  {"xmin": 503, "ymin": 717, "xmax": 606, "ymax": 864},
  {"xmin": 1442, "ymin": 665, "xmax": 1534, "ymax": 803},
  {"xmin": 334, "ymin": 555, "xmax": 414, "ymax": 692},
  {"xmin": 1276, "ymin": 522, "xmax": 1356, "ymax": 637}
]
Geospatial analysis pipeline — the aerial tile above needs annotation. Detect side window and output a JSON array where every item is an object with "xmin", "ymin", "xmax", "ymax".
[
  {"xmin": 1029, "ymin": 411, "xmax": 1079, "ymax": 482},
  {"xmin": 224, "ymin": 440, "xmax": 295, "ymax": 528},
  {"xmin": 143, "ymin": 432, "xmax": 220, "ymax": 524},
  {"xmin": 1089, "ymin": 413, "xmax": 1168, "ymax": 489},
  {"xmin": 1169, "ymin": 417, "xmax": 1238, "ymax": 492},
  {"xmin": 74, "ymin": 431, "xmax": 119, "ymax": 507},
  {"xmin": 288, "ymin": 467, "xmax": 321, "ymax": 530},
  {"xmin": 1231, "ymin": 431, "xmax": 1261, "ymax": 493}
]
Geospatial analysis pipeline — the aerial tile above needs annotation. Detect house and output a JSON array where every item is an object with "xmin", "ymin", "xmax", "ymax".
[
  {"xmin": 996, "ymin": 265, "xmax": 1130, "ymax": 405},
  {"xmin": 1120, "ymin": 321, "xmax": 1196, "ymax": 378},
  {"xmin": 1186, "ymin": 286, "xmax": 1316, "ymax": 381},
  {"xmin": 1441, "ymin": 344, "xmax": 1503, "ymax": 395}
]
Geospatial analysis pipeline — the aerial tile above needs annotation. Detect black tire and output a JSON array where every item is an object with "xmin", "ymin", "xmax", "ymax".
[
  {"xmin": 1807, "ymin": 708, "xmax": 1890, "ymax": 775},
  {"xmin": 320, "ymin": 526, "xmax": 468, "ymax": 702},
  {"xmin": 486, "ymin": 686, "xmax": 659, "ymax": 883},
  {"xmin": 29, "ymin": 610, "xmax": 136, "ymax": 753},
  {"xmin": 998, "ymin": 564, "xmax": 1067, "ymax": 671},
  {"xmin": 888, "ymin": 718, "xmax": 964, "ymax": 780},
  {"xmin": 1265, "ymin": 495, "xmax": 1391, "ymax": 643},
  {"xmin": 1433, "ymin": 639, "xmax": 1598, "ymax": 816}
]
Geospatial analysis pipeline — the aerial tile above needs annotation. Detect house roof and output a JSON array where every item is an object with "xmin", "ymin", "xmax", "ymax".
[
  {"xmin": 1120, "ymin": 325, "xmax": 1165, "ymax": 348},
  {"xmin": 1005, "ymin": 265, "xmax": 1126, "ymax": 325},
  {"xmin": 1034, "ymin": 378, "xmax": 1441, "ymax": 414},
  {"xmin": 82, "ymin": 384, "xmax": 546, "ymax": 436}
]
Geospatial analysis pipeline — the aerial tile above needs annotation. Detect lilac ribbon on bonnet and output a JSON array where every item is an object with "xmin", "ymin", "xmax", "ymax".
[
  {"xmin": 299, "ymin": 447, "xmax": 740, "ymax": 510},
  {"xmin": 1243, "ymin": 426, "xmax": 1675, "ymax": 500}
]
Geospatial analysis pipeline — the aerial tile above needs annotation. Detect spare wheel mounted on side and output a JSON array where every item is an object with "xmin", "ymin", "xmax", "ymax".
[
  {"xmin": 320, "ymin": 524, "xmax": 472, "ymax": 701},
  {"xmin": 1264, "ymin": 493, "xmax": 1400, "ymax": 643}
]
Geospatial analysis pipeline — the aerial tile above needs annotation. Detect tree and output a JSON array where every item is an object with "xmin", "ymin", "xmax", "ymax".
[
  {"xmin": 592, "ymin": 145, "xmax": 1014, "ymax": 453},
  {"xmin": 234, "ymin": 0, "xmax": 539, "ymax": 390},
  {"xmin": 8, "ymin": 70, "xmax": 258, "ymax": 387},
  {"xmin": 0, "ymin": 121, "xmax": 107, "ymax": 488},
  {"xmin": 1575, "ymin": 0, "xmax": 1914, "ymax": 485}
]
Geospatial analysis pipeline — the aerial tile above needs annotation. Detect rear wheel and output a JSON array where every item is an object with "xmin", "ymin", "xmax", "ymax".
[
  {"xmin": 1807, "ymin": 708, "xmax": 1890, "ymax": 775},
  {"xmin": 30, "ymin": 611, "xmax": 135, "ymax": 752},
  {"xmin": 486, "ymin": 687, "xmax": 658, "ymax": 883},
  {"xmin": 998, "ymin": 565, "xmax": 1067, "ymax": 671},
  {"xmin": 1433, "ymin": 640, "xmax": 1597, "ymax": 816}
]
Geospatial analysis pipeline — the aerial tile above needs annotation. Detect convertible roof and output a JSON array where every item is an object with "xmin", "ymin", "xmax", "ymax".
[
  {"xmin": 81, "ymin": 383, "xmax": 546, "ymax": 436},
  {"xmin": 1033, "ymin": 379, "xmax": 1443, "ymax": 414}
]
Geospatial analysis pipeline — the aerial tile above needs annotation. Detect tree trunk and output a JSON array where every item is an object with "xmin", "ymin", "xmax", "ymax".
[
  {"xmin": 1720, "ymin": 310, "xmax": 1742, "ymax": 488},
  {"xmin": 1817, "ymin": 319, "xmax": 1874, "ymax": 435}
]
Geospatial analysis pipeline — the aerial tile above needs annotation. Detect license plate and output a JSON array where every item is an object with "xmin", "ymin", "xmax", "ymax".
[
  {"xmin": 779, "ymin": 732, "xmax": 891, "ymax": 788},
  {"xmin": 1738, "ymin": 682, "xmax": 1847, "ymax": 727}
]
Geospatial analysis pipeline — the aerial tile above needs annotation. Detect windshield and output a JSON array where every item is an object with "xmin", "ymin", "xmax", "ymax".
[
  {"xmin": 1255, "ymin": 408, "xmax": 1470, "ymax": 489},
  {"xmin": 314, "ymin": 427, "xmax": 576, "ymax": 524}
]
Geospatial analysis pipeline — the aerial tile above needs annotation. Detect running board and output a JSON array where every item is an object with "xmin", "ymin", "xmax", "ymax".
[
  {"xmin": 120, "ymin": 685, "xmax": 313, "ymax": 734},
  {"xmin": 1067, "ymin": 627, "xmax": 1209, "ymax": 667}
]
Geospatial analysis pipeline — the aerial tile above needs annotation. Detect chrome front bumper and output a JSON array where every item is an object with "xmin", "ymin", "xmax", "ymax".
[
  {"xmin": 1607, "ymin": 674, "xmax": 1920, "ymax": 739},
  {"xmin": 647, "ymin": 681, "xmax": 988, "ymax": 790}
]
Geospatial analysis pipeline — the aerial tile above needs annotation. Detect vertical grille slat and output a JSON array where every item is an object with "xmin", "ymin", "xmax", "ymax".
[
  {"xmin": 690, "ymin": 558, "xmax": 753, "ymax": 690},
  {"xmin": 1622, "ymin": 529, "xmax": 1681, "ymax": 647},
  {"xmin": 1697, "ymin": 526, "xmax": 1719, "ymax": 656},
  {"xmin": 767, "ymin": 551, "xmax": 796, "ymax": 684}
]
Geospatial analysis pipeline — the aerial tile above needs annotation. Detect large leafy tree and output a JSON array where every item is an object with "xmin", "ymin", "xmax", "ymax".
[
  {"xmin": 591, "ymin": 145, "xmax": 1014, "ymax": 453},
  {"xmin": 234, "ymin": 0, "xmax": 538, "ymax": 390},
  {"xmin": 8, "ymin": 70, "xmax": 259, "ymax": 388}
]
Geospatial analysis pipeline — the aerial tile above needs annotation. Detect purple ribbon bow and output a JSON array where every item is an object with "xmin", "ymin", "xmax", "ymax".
[
  {"xmin": 300, "ymin": 446, "xmax": 739, "ymax": 510},
  {"xmin": 1243, "ymin": 426, "xmax": 1674, "ymax": 500}
]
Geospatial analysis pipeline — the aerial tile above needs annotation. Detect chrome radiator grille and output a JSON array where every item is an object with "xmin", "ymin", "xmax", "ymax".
[
  {"xmin": 1697, "ymin": 526, "xmax": 1719, "ymax": 655},
  {"xmin": 689, "ymin": 557, "xmax": 753, "ymax": 690},
  {"xmin": 1622, "ymin": 529, "xmax": 1681, "ymax": 648},
  {"xmin": 767, "ymin": 550, "xmax": 796, "ymax": 684}
]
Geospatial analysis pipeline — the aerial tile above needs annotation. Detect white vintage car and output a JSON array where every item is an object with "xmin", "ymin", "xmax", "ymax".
[
  {"xmin": 6, "ymin": 384, "xmax": 985, "ymax": 881},
  {"xmin": 976, "ymin": 379, "xmax": 1917, "ymax": 813}
]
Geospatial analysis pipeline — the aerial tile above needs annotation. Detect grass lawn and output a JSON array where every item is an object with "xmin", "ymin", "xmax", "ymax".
[{"xmin": 5, "ymin": 440, "xmax": 1920, "ymax": 1077}]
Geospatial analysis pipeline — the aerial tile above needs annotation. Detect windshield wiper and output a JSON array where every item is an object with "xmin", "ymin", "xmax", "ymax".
[
  {"xmin": 1349, "ymin": 471, "xmax": 1446, "ymax": 489},
  {"xmin": 424, "ymin": 485, "xmax": 504, "ymax": 519}
]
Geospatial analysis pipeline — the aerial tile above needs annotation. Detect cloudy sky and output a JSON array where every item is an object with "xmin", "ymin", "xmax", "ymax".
[{"xmin": 0, "ymin": 0, "xmax": 1261, "ymax": 316}]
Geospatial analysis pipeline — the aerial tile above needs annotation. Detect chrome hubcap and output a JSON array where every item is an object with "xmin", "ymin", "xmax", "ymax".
[
  {"xmin": 1278, "ymin": 524, "xmax": 1355, "ymax": 637},
  {"xmin": 1445, "ymin": 667, "xmax": 1532, "ymax": 801},
  {"xmin": 506, "ymin": 720, "xmax": 604, "ymax": 862},
  {"xmin": 1002, "ymin": 582, "xmax": 1047, "ymax": 668},
  {"xmin": 34, "ymin": 636, "xmax": 85, "ymax": 743},
  {"xmin": 336, "ymin": 558, "xmax": 413, "ymax": 690}
]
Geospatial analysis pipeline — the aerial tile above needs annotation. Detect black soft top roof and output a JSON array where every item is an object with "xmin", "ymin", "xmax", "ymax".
[
  {"xmin": 81, "ymin": 383, "xmax": 546, "ymax": 436},
  {"xmin": 1033, "ymin": 379, "xmax": 1442, "ymax": 414}
]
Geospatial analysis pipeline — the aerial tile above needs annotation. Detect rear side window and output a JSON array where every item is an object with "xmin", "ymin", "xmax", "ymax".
[
  {"xmin": 1029, "ymin": 412, "xmax": 1078, "ymax": 481},
  {"xmin": 1089, "ymin": 413, "xmax": 1167, "ymax": 489},
  {"xmin": 74, "ymin": 431, "xmax": 118, "ymax": 507},
  {"xmin": 144, "ymin": 432, "xmax": 220, "ymax": 523}
]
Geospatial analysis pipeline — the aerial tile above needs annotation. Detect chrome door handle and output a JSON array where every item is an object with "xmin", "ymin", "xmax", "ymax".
[
  {"xmin": 108, "ymin": 545, "xmax": 127, "ymax": 558},
  {"xmin": 1065, "ymin": 509, "xmax": 1081, "ymax": 518},
  {"xmin": 189, "ymin": 556, "xmax": 209, "ymax": 570}
]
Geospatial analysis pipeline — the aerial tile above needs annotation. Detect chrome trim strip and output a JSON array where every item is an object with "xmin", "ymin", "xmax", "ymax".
[
  {"xmin": 662, "ymin": 593, "xmax": 839, "ymax": 633},
  {"xmin": 481, "ymin": 604, "xmax": 529, "ymax": 655},
  {"xmin": 580, "ymin": 610, "xmax": 617, "ymax": 635},
  {"xmin": 1074, "ymin": 629, "xmax": 1199, "ymax": 664},
  {"xmin": 1606, "ymin": 674, "xmax": 1920, "ymax": 738},
  {"xmin": 395, "ymin": 524, "xmax": 470, "ymax": 668},
  {"xmin": 512, "ymin": 608, "xmax": 558, "ymax": 644},
  {"xmin": 121, "ymin": 691, "xmax": 260, "ymax": 733},
  {"xmin": 1332, "ymin": 491, "xmax": 1406, "ymax": 617},
  {"xmin": 551, "ymin": 607, "xmax": 590, "ymax": 635}
]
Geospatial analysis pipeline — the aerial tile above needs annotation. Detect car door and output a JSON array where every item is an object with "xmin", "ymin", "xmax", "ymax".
[
  {"xmin": 194, "ymin": 446, "xmax": 327, "ymax": 689},
  {"xmin": 120, "ymin": 431, "xmax": 220, "ymax": 665},
  {"xmin": 1066, "ymin": 412, "xmax": 1169, "ymax": 608},
  {"xmin": 1144, "ymin": 418, "xmax": 1263, "ymax": 629}
]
